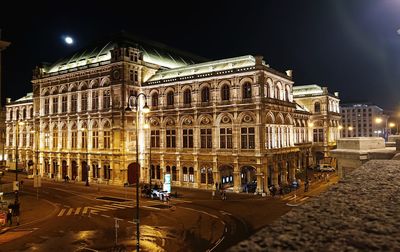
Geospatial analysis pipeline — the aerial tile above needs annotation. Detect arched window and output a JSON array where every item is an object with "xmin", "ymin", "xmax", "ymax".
[
  {"xmin": 189, "ymin": 167, "xmax": 194, "ymax": 182},
  {"xmin": 314, "ymin": 102, "xmax": 321, "ymax": 113},
  {"xmin": 172, "ymin": 166, "xmax": 177, "ymax": 181},
  {"xmin": 243, "ymin": 82, "xmax": 252, "ymax": 99},
  {"xmin": 156, "ymin": 165, "xmax": 161, "ymax": 179},
  {"xmin": 183, "ymin": 167, "xmax": 188, "ymax": 182},
  {"xmin": 183, "ymin": 89, "xmax": 191, "ymax": 105},
  {"xmin": 275, "ymin": 86, "xmax": 280, "ymax": 99},
  {"xmin": 221, "ymin": 85, "xmax": 230, "ymax": 101},
  {"xmin": 167, "ymin": 91, "xmax": 174, "ymax": 106},
  {"xmin": 151, "ymin": 93, "xmax": 158, "ymax": 107},
  {"xmin": 103, "ymin": 90, "xmax": 111, "ymax": 109},
  {"xmin": 201, "ymin": 87, "xmax": 210, "ymax": 102},
  {"xmin": 200, "ymin": 168, "xmax": 206, "ymax": 184},
  {"xmin": 30, "ymin": 108, "xmax": 34, "ymax": 118},
  {"xmin": 15, "ymin": 109, "xmax": 19, "ymax": 120},
  {"xmin": 22, "ymin": 108, "xmax": 26, "ymax": 119},
  {"xmin": 285, "ymin": 86, "xmax": 290, "ymax": 101}
]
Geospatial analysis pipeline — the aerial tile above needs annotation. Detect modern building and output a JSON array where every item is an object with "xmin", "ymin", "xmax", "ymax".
[
  {"xmin": 340, "ymin": 103, "xmax": 388, "ymax": 139},
  {"xmin": 5, "ymin": 32, "xmax": 313, "ymax": 193},
  {"xmin": 293, "ymin": 84, "xmax": 341, "ymax": 165}
]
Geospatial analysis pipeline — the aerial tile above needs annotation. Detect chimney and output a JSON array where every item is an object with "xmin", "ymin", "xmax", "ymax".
[
  {"xmin": 285, "ymin": 70, "xmax": 293, "ymax": 78},
  {"xmin": 6, "ymin": 98, "xmax": 11, "ymax": 104},
  {"xmin": 322, "ymin": 87, "xmax": 328, "ymax": 94}
]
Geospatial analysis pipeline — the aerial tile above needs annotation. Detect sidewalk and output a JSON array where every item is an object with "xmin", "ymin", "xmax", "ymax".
[
  {"xmin": 280, "ymin": 174, "xmax": 339, "ymax": 203},
  {"xmin": 0, "ymin": 191, "xmax": 58, "ymax": 234}
]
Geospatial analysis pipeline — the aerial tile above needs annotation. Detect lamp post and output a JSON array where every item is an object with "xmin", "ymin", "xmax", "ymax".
[
  {"xmin": 125, "ymin": 93, "xmax": 149, "ymax": 251},
  {"xmin": 80, "ymin": 127, "xmax": 89, "ymax": 186},
  {"xmin": 15, "ymin": 121, "xmax": 24, "ymax": 203}
]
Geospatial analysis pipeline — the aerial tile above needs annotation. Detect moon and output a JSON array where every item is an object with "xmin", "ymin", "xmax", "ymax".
[{"xmin": 65, "ymin": 36, "xmax": 74, "ymax": 45}]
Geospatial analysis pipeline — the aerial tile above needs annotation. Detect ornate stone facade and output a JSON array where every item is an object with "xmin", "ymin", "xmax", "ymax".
[
  {"xmin": 6, "ymin": 33, "xmax": 312, "ymax": 193},
  {"xmin": 293, "ymin": 85, "xmax": 341, "ymax": 165}
]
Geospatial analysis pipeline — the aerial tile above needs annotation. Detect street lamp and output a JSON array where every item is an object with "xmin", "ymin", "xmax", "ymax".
[
  {"xmin": 125, "ymin": 93, "xmax": 149, "ymax": 251},
  {"xmin": 80, "ymin": 127, "xmax": 89, "ymax": 186},
  {"xmin": 15, "ymin": 121, "xmax": 25, "ymax": 203}
]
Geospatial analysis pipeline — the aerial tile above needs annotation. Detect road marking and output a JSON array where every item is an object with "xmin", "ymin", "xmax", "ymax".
[
  {"xmin": 142, "ymin": 206, "xmax": 161, "ymax": 211},
  {"xmin": 94, "ymin": 205, "xmax": 118, "ymax": 210},
  {"xmin": 113, "ymin": 203, "xmax": 134, "ymax": 208},
  {"xmin": 82, "ymin": 207, "xmax": 89, "ymax": 214},
  {"xmin": 66, "ymin": 208, "xmax": 74, "ymax": 216},
  {"xmin": 110, "ymin": 204, "xmax": 129, "ymax": 209},
  {"xmin": 57, "ymin": 209, "xmax": 66, "ymax": 217},
  {"xmin": 300, "ymin": 196, "xmax": 309, "ymax": 202},
  {"xmin": 75, "ymin": 207, "xmax": 81, "ymax": 215},
  {"xmin": 101, "ymin": 214, "xmax": 110, "ymax": 218},
  {"xmin": 219, "ymin": 210, "xmax": 232, "ymax": 216}
]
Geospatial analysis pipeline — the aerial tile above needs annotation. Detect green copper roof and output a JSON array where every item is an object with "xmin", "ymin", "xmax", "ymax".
[{"xmin": 45, "ymin": 32, "xmax": 207, "ymax": 73}]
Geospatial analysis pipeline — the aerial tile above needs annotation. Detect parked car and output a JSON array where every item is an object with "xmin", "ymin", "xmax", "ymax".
[
  {"xmin": 319, "ymin": 164, "xmax": 335, "ymax": 172},
  {"xmin": 150, "ymin": 189, "xmax": 170, "ymax": 201}
]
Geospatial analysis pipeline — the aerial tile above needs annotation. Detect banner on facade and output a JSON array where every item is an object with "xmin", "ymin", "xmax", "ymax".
[{"xmin": 163, "ymin": 174, "xmax": 171, "ymax": 193}]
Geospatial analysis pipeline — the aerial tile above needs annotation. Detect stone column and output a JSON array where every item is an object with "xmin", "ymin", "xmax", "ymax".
[
  {"xmin": 233, "ymin": 162, "xmax": 240, "ymax": 192},
  {"xmin": 272, "ymin": 161, "xmax": 279, "ymax": 187}
]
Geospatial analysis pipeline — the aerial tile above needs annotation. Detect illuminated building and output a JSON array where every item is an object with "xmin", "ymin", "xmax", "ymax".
[
  {"xmin": 6, "ymin": 32, "xmax": 313, "ymax": 192},
  {"xmin": 293, "ymin": 85, "xmax": 341, "ymax": 164},
  {"xmin": 340, "ymin": 103, "xmax": 388, "ymax": 138}
]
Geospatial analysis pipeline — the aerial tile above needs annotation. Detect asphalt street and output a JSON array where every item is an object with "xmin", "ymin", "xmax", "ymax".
[{"xmin": 0, "ymin": 171, "xmax": 336, "ymax": 251}]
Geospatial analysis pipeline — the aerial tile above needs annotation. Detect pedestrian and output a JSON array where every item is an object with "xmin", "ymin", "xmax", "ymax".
[
  {"xmin": 13, "ymin": 201, "xmax": 20, "ymax": 226},
  {"xmin": 215, "ymin": 182, "xmax": 219, "ymax": 191},
  {"xmin": 7, "ymin": 208, "xmax": 12, "ymax": 226},
  {"xmin": 222, "ymin": 190, "xmax": 227, "ymax": 200},
  {"xmin": 212, "ymin": 190, "xmax": 215, "ymax": 200},
  {"xmin": 75, "ymin": 175, "xmax": 79, "ymax": 183},
  {"xmin": 20, "ymin": 180, "xmax": 24, "ymax": 190}
]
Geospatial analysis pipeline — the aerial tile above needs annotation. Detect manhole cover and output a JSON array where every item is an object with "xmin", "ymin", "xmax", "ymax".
[
  {"xmin": 96, "ymin": 196, "xmax": 129, "ymax": 202},
  {"xmin": 149, "ymin": 204, "xmax": 172, "ymax": 209}
]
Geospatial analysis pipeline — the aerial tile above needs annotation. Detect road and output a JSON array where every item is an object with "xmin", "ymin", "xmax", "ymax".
[{"xmin": 0, "ymin": 171, "xmax": 336, "ymax": 251}]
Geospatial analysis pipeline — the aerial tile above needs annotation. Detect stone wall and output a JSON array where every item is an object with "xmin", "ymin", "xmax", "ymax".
[{"xmin": 229, "ymin": 159, "xmax": 400, "ymax": 251}]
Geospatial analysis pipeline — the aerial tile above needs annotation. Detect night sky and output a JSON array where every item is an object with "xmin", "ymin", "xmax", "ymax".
[{"xmin": 1, "ymin": 0, "xmax": 400, "ymax": 110}]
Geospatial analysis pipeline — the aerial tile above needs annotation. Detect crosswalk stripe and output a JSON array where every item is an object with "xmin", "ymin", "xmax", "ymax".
[
  {"xmin": 90, "ymin": 206, "xmax": 108, "ymax": 212},
  {"xmin": 57, "ymin": 209, "xmax": 66, "ymax": 217},
  {"xmin": 83, "ymin": 207, "xmax": 89, "ymax": 214},
  {"xmin": 75, "ymin": 207, "xmax": 81, "ymax": 215},
  {"xmin": 92, "ymin": 205, "xmax": 117, "ymax": 210},
  {"xmin": 66, "ymin": 208, "xmax": 74, "ymax": 216},
  {"xmin": 113, "ymin": 203, "xmax": 134, "ymax": 208},
  {"xmin": 109, "ymin": 204, "xmax": 129, "ymax": 209}
]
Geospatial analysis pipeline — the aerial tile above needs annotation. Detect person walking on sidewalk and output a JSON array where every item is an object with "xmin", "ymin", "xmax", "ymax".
[
  {"xmin": 6, "ymin": 208, "xmax": 12, "ymax": 226},
  {"xmin": 13, "ymin": 200, "xmax": 20, "ymax": 226}
]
